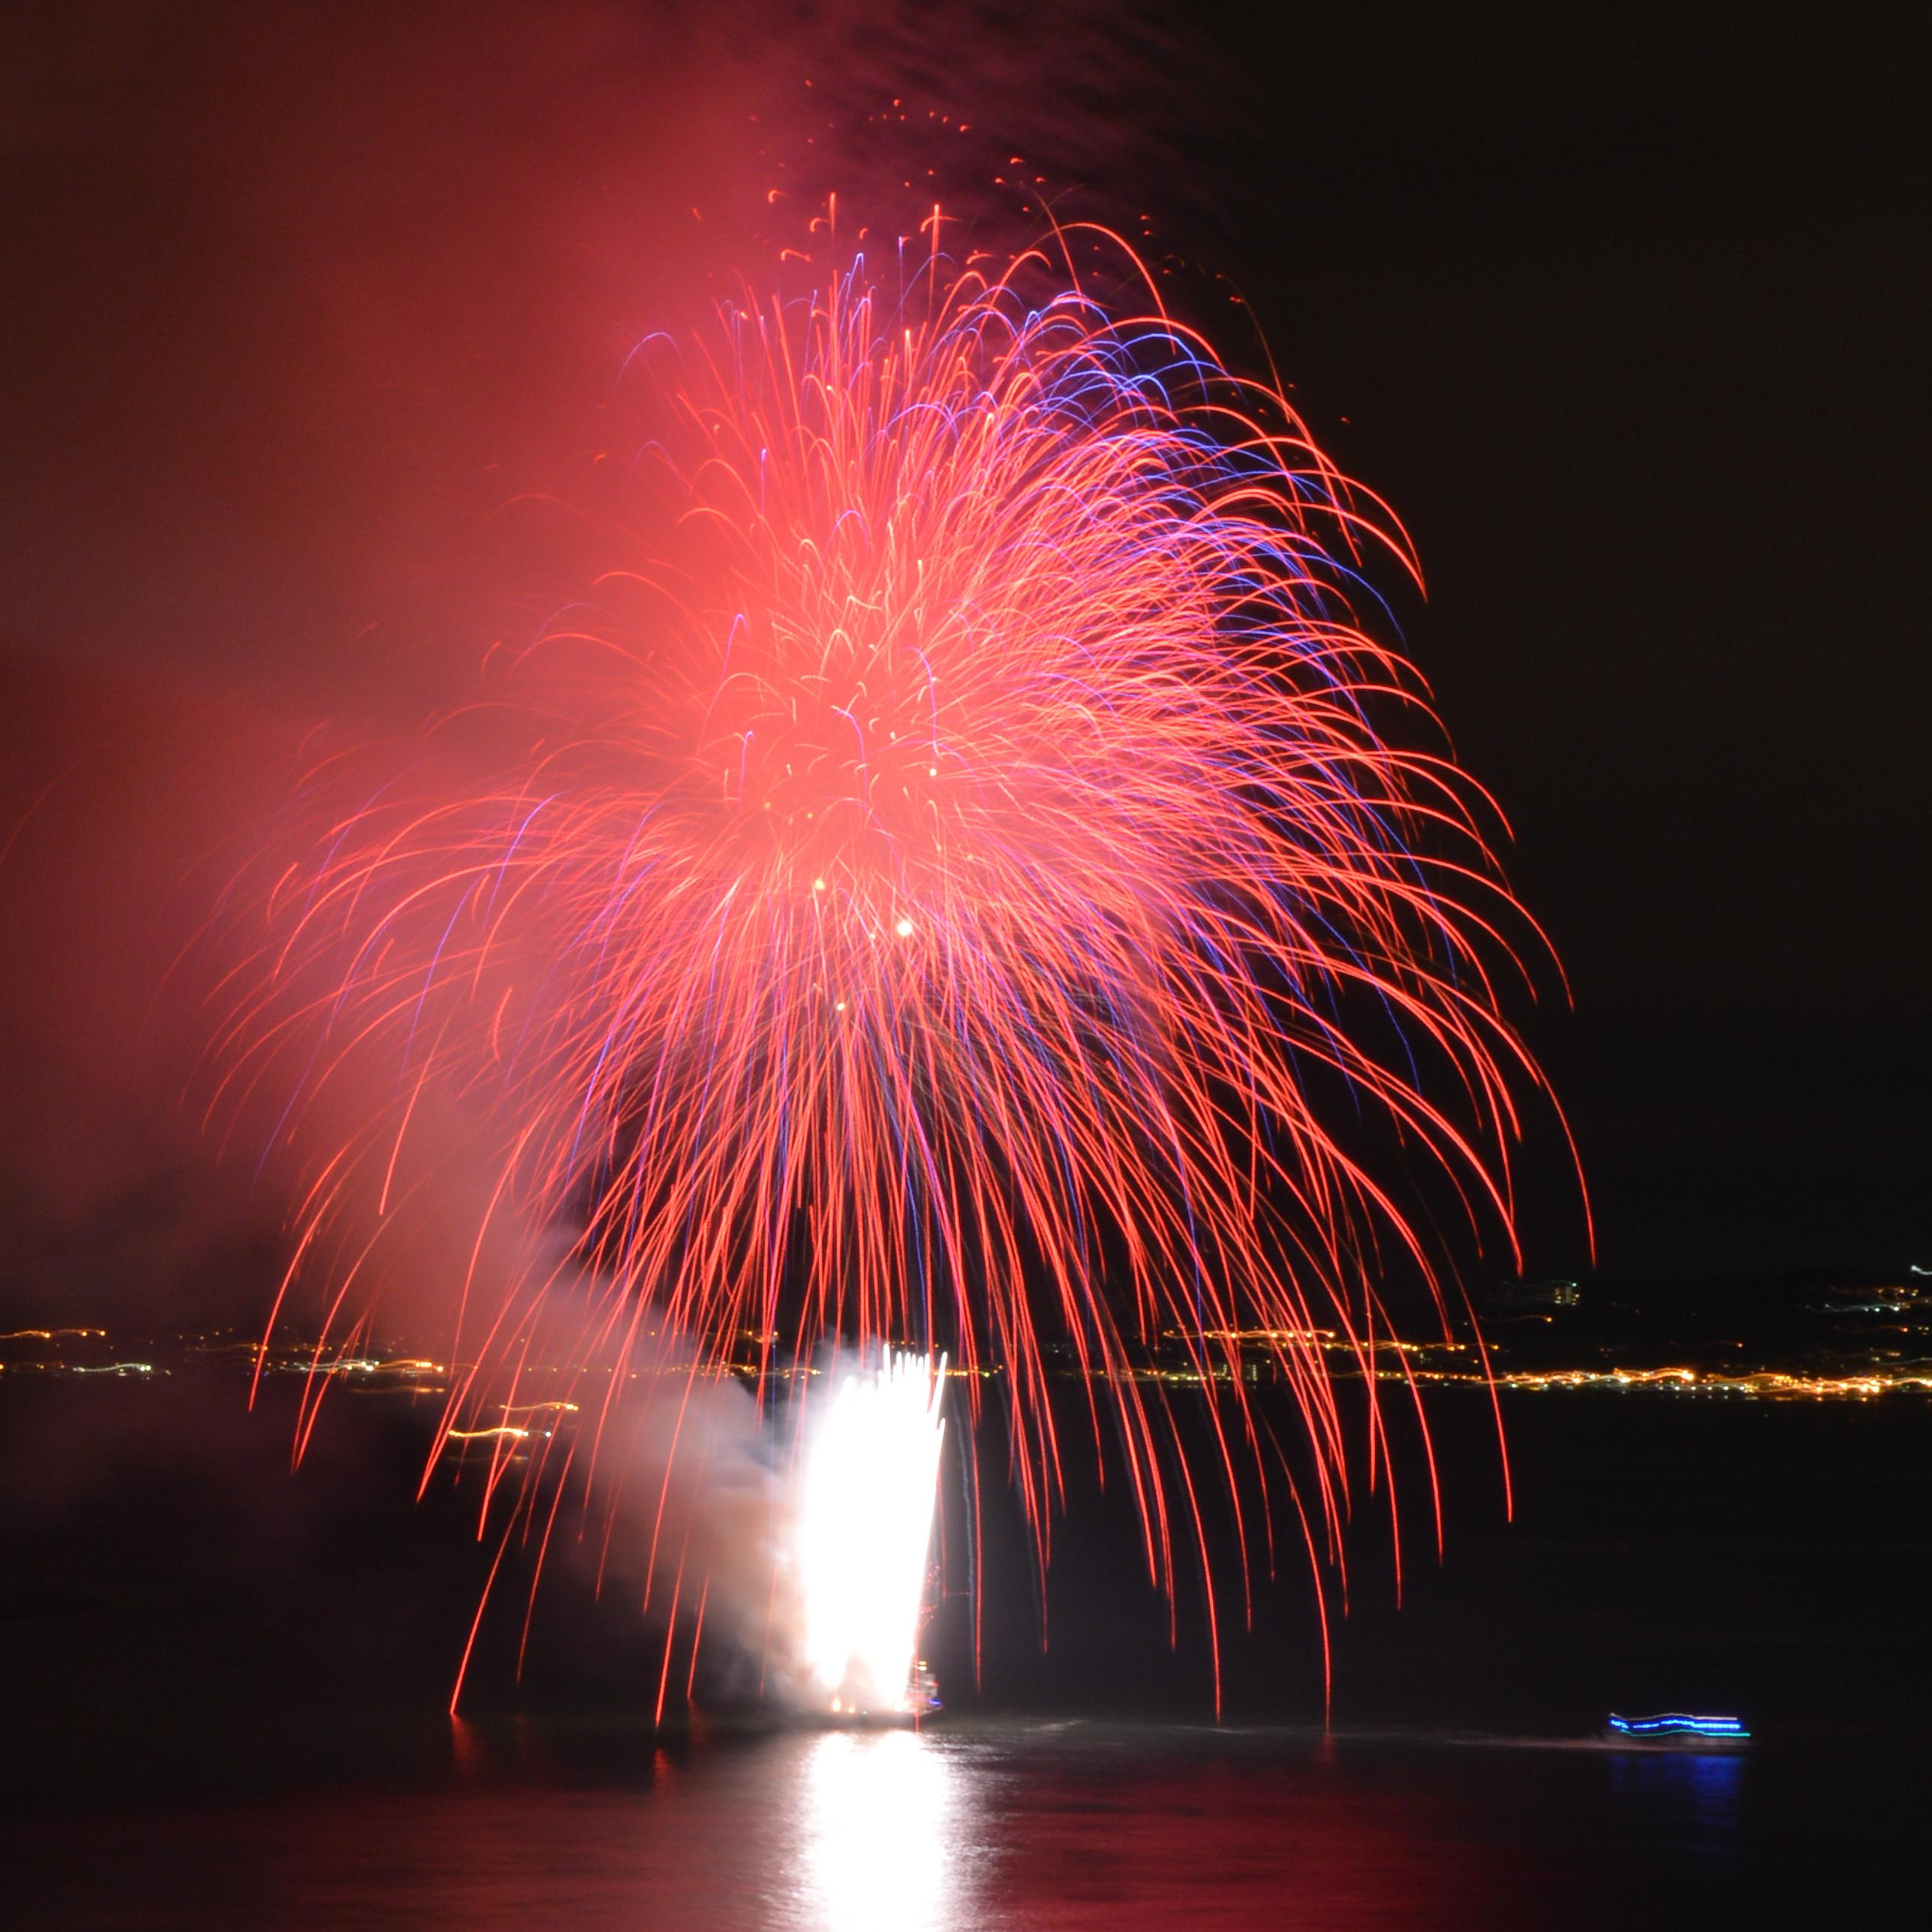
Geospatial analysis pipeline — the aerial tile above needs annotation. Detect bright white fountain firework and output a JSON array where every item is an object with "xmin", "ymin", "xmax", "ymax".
[{"xmin": 796, "ymin": 1349, "xmax": 946, "ymax": 1716}]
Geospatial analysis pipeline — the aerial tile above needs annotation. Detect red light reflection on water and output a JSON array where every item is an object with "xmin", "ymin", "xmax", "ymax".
[{"xmin": 7, "ymin": 1726, "xmax": 1561, "ymax": 1931}]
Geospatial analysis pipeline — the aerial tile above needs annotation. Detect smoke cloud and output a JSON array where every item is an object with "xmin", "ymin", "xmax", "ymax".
[{"xmin": 0, "ymin": 0, "xmax": 1199, "ymax": 1699}]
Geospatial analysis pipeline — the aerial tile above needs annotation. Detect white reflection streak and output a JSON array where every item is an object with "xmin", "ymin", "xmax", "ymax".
[{"xmin": 802, "ymin": 1730, "xmax": 956, "ymax": 1932}]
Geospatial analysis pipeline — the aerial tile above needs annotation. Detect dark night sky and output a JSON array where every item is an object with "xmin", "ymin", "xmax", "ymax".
[
  {"xmin": 1184, "ymin": 7, "xmax": 1931, "ymax": 1279},
  {"xmin": 0, "ymin": 0, "xmax": 1925, "ymax": 1312}
]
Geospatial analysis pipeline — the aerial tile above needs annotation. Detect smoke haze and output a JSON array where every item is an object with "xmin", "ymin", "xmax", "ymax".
[{"xmin": 0, "ymin": 0, "xmax": 1184, "ymax": 1699}]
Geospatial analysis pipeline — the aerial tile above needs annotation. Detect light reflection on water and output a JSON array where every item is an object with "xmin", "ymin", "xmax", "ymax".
[
  {"xmin": 1606, "ymin": 1745, "xmax": 1745, "ymax": 1814},
  {"xmin": 796, "ymin": 1730, "xmax": 966, "ymax": 1932},
  {"xmin": 6, "ymin": 1721, "xmax": 1788, "ymax": 1931}
]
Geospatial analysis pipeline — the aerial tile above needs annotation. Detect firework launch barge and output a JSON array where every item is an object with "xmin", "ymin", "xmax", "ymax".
[{"xmin": 820, "ymin": 1665, "xmax": 943, "ymax": 1730}]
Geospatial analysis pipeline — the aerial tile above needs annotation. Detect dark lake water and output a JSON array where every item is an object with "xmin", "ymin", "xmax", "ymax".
[
  {"xmin": 5, "ymin": 1716, "xmax": 1916, "ymax": 1929},
  {"xmin": 4, "ymin": 1382, "xmax": 1926, "ymax": 1925}
]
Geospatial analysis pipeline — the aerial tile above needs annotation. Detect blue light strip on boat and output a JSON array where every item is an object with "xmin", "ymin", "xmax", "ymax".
[{"xmin": 1607, "ymin": 1713, "xmax": 1750, "ymax": 1738}]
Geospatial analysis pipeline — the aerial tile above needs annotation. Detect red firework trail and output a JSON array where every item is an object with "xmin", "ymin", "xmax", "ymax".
[{"xmin": 210, "ymin": 220, "xmax": 1581, "ymax": 1702}]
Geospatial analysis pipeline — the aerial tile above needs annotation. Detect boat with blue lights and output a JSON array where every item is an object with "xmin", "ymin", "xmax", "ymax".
[{"xmin": 1604, "ymin": 1713, "xmax": 1750, "ymax": 1749}]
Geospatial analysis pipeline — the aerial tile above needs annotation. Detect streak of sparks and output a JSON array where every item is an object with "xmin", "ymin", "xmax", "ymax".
[{"xmin": 215, "ymin": 221, "xmax": 1581, "ymax": 1707}]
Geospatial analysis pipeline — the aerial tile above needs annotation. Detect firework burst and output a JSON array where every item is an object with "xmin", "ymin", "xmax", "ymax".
[{"xmin": 214, "ymin": 223, "xmax": 1575, "ymax": 1701}]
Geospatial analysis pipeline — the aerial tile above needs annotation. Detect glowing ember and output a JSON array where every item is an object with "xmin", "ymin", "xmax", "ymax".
[{"xmin": 797, "ymin": 1349, "xmax": 945, "ymax": 1716}]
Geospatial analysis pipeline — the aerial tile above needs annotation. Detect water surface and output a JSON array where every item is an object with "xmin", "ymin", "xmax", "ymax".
[{"xmin": 10, "ymin": 1717, "xmax": 1907, "ymax": 1929}]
